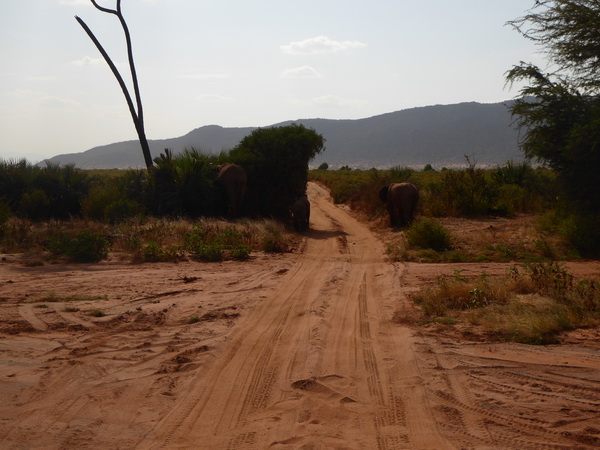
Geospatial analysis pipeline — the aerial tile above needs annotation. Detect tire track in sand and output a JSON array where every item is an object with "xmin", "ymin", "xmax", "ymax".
[
  {"xmin": 137, "ymin": 182, "xmax": 452, "ymax": 449},
  {"xmin": 18, "ymin": 304, "xmax": 48, "ymax": 331}
]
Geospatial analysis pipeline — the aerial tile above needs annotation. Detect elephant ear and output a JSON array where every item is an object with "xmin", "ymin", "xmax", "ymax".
[{"xmin": 378, "ymin": 186, "xmax": 389, "ymax": 204}]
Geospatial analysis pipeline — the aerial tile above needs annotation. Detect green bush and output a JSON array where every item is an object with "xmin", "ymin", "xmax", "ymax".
[
  {"xmin": 493, "ymin": 184, "xmax": 527, "ymax": 217},
  {"xmin": 83, "ymin": 182, "xmax": 146, "ymax": 223},
  {"xmin": 142, "ymin": 241, "xmax": 165, "ymax": 262},
  {"xmin": 406, "ymin": 218, "xmax": 452, "ymax": 252},
  {"xmin": 147, "ymin": 149, "xmax": 221, "ymax": 218},
  {"xmin": 229, "ymin": 244, "xmax": 251, "ymax": 260},
  {"xmin": 18, "ymin": 189, "xmax": 51, "ymax": 221},
  {"xmin": 47, "ymin": 230, "xmax": 110, "ymax": 262},
  {"xmin": 229, "ymin": 124, "xmax": 324, "ymax": 217},
  {"xmin": 0, "ymin": 201, "xmax": 12, "ymax": 239},
  {"xmin": 191, "ymin": 244, "xmax": 224, "ymax": 262},
  {"xmin": 559, "ymin": 213, "xmax": 600, "ymax": 258}
]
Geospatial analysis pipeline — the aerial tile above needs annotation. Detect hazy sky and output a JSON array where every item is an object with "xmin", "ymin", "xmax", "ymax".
[{"xmin": 1, "ymin": 0, "xmax": 543, "ymax": 162}]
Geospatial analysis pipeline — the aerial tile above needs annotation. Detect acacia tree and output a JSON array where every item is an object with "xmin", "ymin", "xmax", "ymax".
[
  {"xmin": 75, "ymin": 0, "xmax": 153, "ymax": 169},
  {"xmin": 506, "ymin": 1, "xmax": 600, "ymax": 212}
]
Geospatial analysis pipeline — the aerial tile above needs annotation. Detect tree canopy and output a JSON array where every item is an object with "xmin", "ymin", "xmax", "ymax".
[
  {"xmin": 506, "ymin": 0, "xmax": 600, "ymax": 213},
  {"xmin": 229, "ymin": 124, "xmax": 325, "ymax": 217}
]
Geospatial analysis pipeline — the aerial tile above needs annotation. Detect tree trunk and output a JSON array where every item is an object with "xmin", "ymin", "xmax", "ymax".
[{"xmin": 75, "ymin": 0, "xmax": 154, "ymax": 169}]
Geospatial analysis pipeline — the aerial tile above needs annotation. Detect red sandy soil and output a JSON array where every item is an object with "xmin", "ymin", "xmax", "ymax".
[{"xmin": 1, "ymin": 182, "xmax": 599, "ymax": 449}]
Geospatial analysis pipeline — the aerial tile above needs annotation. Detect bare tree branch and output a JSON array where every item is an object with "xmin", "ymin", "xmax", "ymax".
[{"xmin": 75, "ymin": 1, "xmax": 153, "ymax": 169}]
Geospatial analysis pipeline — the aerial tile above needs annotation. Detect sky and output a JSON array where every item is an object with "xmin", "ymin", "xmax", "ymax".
[{"xmin": 0, "ymin": 0, "xmax": 545, "ymax": 162}]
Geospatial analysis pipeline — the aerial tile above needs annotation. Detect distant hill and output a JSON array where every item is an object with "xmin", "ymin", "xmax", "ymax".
[{"xmin": 41, "ymin": 101, "xmax": 524, "ymax": 170}]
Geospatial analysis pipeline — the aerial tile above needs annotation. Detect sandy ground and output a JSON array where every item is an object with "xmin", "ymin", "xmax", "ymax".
[{"xmin": 1, "ymin": 182, "xmax": 600, "ymax": 449}]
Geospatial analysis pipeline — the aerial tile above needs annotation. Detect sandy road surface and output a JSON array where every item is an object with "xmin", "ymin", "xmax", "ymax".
[
  {"xmin": 138, "ymin": 182, "xmax": 451, "ymax": 449},
  {"xmin": 0, "ymin": 182, "xmax": 599, "ymax": 449}
]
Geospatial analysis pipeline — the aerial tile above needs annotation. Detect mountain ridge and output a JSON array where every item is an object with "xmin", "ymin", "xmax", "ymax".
[{"xmin": 42, "ymin": 100, "xmax": 524, "ymax": 170}]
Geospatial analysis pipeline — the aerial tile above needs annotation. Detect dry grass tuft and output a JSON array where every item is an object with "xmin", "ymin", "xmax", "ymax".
[{"xmin": 407, "ymin": 262, "xmax": 600, "ymax": 344}]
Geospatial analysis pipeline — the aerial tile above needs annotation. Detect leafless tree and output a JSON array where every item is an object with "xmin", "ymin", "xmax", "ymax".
[{"xmin": 75, "ymin": 0, "xmax": 153, "ymax": 169}]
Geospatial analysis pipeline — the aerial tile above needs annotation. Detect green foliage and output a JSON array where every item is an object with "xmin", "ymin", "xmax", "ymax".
[
  {"xmin": 0, "ymin": 160, "xmax": 91, "ymax": 221},
  {"xmin": 184, "ymin": 223, "xmax": 252, "ymax": 261},
  {"xmin": 317, "ymin": 162, "xmax": 329, "ymax": 170},
  {"xmin": 557, "ymin": 212, "xmax": 600, "ymax": 258},
  {"xmin": 140, "ymin": 241, "xmax": 182, "ymax": 262},
  {"xmin": 312, "ymin": 161, "xmax": 555, "ymax": 221},
  {"xmin": 310, "ymin": 168, "xmax": 376, "ymax": 204},
  {"xmin": 507, "ymin": 2, "xmax": 600, "ymax": 221},
  {"xmin": 18, "ymin": 189, "xmax": 51, "ymax": 221},
  {"xmin": 229, "ymin": 124, "xmax": 324, "ymax": 217},
  {"xmin": 47, "ymin": 230, "xmax": 110, "ymax": 262},
  {"xmin": 0, "ymin": 159, "xmax": 36, "ymax": 212},
  {"xmin": 538, "ymin": 207, "xmax": 600, "ymax": 258},
  {"xmin": 147, "ymin": 148, "xmax": 221, "ymax": 217},
  {"xmin": 83, "ymin": 182, "xmax": 145, "ymax": 223},
  {"xmin": 438, "ymin": 165, "xmax": 490, "ymax": 216},
  {"xmin": 388, "ymin": 165, "xmax": 415, "ymax": 182},
  {"xmin": 406, "ymin": 218, "xmax": 452, "ymax": 252}
]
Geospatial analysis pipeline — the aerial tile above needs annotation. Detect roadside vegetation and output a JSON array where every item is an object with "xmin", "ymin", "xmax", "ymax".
[
  {"xmin": 405, "ymin": 262, "xmax": 600, "ymax": 345},
  {"xmin": 0, "ymin": 124, "xmax": 321, "ymax": 263},
  {"xmin": 310, "ymin": 160, "xmax": 586, "ymax": 262}
]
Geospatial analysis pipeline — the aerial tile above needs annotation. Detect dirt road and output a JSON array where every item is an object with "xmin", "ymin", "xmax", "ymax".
[{"xmin": 1, "ymin": 182, "xmax": 599, "ymax": 449}]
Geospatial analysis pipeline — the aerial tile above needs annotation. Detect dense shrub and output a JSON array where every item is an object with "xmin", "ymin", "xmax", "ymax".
[
  {"xmin": 47, "ymin": 230, "xmax": 110, "ymax": 262},
  {"xmin": 83, "ymin": 182, "xmax": 145, "ymax": 223},
  {"xmin": 18, "ymin": 189, "xmax": 52, "ymax": 221},
  {"xmin": 0, "ymin": 160, "xmax": 91, "ymax": 221},
  {"xmin": 406, "ymin": 218, "xmax": 452, "ymax": 252},
  {"xmin": 146, "ymin": 149, "xmax": 221, "ymax": 218},
  {"xmin": 229, "ymin": 124, "xmax": 324, "ymax": 217}
]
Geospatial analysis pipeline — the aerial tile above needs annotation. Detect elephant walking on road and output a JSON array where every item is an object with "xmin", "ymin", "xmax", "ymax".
[
  {"xmin": 291, "ymin": 195, "xmax": 310, "ymax": 231},
  {"xmin": 379, "ymin": 182, "xmax": 419, "ymax": 227},
  {"xmin": 216, "ymin": 163, "xmax": 247, "ymax": 217}
]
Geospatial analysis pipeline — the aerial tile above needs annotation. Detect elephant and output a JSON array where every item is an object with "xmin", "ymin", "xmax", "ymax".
[
  {"xmin": 216, "ymin": 163, "xmax": 247, "ymax": 217},
  {"xmin": 291, "ymin": 195, "xmax": 310, "ymax": 231},
  {"xmin": 379, "ymin": 182, "xmax": 419, "ymax": 227}
]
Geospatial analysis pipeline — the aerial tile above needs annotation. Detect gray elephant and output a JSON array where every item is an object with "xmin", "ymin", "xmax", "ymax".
[
  {"xmin": 216, "ymin": 163, "xmax": 247, "ymax": 217},
  {"xmin": 291, "ymin": 195, "xmax": 310, "ymax": 231},
  {"xmin": 379, "ymin": 182, "xmax": 419, "ymax": 227}
]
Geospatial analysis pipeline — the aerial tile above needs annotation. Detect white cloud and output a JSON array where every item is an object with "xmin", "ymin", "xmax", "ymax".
[
  {"xmin": 72, "ymin": 55, "xmax": 103, "ymax": 66},
  {"xmin": 280, "ymin": 36, "xmax": 367, "ymax": 55},
  {"xmin": 281, "ymin": 66, "xmax": 322, "ymax": 79}
]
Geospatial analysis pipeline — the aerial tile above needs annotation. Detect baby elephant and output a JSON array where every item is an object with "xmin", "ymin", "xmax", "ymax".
[{"xmin": 291, "ymin": 195, "xmax": 310, "ymax": 231}]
